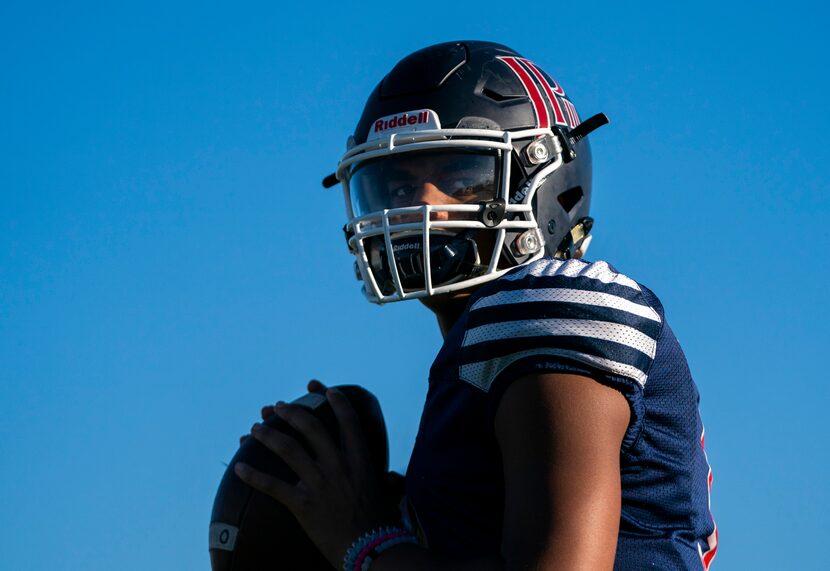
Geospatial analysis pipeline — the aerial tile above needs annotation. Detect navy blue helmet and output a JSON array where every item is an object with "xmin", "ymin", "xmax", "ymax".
[{"xmin": 329, "ymin": 41, "xmax": 607, "ymax": 303}]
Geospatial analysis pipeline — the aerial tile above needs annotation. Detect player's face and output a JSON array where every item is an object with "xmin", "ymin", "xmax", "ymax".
[
  {"xmin": 349, "ymin": 150, "xmax": 502, "ymax": 309},
  {"xmin": 349, "ymin": 150, "xmax": 499, "ymax": 222}
]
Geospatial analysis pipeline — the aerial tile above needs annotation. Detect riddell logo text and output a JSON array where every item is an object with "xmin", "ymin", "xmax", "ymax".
[
  {"xmin": 373, "ymin": 111, "xmax": 430, "ymax": 134},
  {"xmin": 392, "ymin": 242, "xmax": 422, "ymax": 252}
]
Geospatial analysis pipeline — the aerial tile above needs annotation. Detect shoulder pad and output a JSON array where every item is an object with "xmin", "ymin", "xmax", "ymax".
[{"xmin": 460, "ymin": 259, "xmax": 662, "ymax": 391}]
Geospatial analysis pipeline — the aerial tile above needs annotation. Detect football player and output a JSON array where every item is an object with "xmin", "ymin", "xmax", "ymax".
[{"xmin": 235, "ymin": 41, "xmax": 718, "ymax": 570}]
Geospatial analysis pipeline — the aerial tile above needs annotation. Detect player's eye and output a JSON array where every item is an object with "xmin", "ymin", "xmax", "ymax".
[
  {"xmin": 447, "ymin": 177, "xmax": 472, "ymax": 189},
  {"xmin": 448, "ymin": 179, "xmax": 481, "ymax": 200},
  {"xmin": 390, "ymin": 183, "xmax": 417, "ymax": 200}
]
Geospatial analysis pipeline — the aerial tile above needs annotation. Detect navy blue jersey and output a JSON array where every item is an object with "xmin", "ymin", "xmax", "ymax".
[{"xmin": 405, "ymin": 258, "xmax": 718, "ymax": 569}]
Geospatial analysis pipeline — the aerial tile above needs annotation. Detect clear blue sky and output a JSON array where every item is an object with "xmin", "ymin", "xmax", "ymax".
[{"xmin": 1, "ymin": 1, "xmax": 828, "ymax": 569}]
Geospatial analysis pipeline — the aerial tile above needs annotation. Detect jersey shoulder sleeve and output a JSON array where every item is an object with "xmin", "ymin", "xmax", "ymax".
[{"xmin": 458, "ymin": 258, "xmax": 664, "ymax": 393}]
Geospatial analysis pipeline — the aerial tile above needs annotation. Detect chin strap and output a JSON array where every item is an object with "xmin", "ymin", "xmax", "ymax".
[
  {"xmin": 555, "ymin": 217, "xmax": 594, "ymax": 259},
  {"xmin": 573, "ymin": 234, "xmax": 593, "ymax": 259}
]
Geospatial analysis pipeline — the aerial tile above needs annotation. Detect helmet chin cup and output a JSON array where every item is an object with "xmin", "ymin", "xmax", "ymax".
[{"xmin": 368, "ymin": 233, "xmax": 482, "ymax": 296}]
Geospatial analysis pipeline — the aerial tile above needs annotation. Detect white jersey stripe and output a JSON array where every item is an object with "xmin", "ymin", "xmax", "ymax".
[
  {"xmin": 463, "ymin": 318, "xmax": 658, "ymax": 358},
  {"xmin": 471, "ymin": 287, "xmax": 662, "ymax": 323},
  {"xmin": 459, "ymin": 347, "xmax": 648, "ymax": 391},
  {"xmin": 503, "ymin": 259, "xmax": 642, "ymax": 291}
]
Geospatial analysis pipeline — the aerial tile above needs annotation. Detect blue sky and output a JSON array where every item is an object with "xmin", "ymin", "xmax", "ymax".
[{"xmin": 1, "ymin": 1, "xmax": 828, "ymax": 569}]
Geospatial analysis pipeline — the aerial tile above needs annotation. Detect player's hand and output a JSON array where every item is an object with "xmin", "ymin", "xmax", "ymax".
[
  {"xmin": 306, "ymin": 379, "xmax": 328, "ymax": 394},
  {"xmin": 234, "ymin": 387, "xmax": 395, "ymax": 568},
  {"xmin": 238, "ymin": 380, "xmax": 328, "ymax": 445}
]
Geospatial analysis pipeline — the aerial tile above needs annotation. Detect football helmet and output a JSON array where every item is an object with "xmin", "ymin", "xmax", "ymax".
[{"xmin": 327, "ymin": 41, "xmax": 608, "ymax": 304}]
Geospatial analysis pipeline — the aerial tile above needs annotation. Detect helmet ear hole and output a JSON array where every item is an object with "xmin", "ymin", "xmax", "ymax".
[{"xmin": 557, "ymin": 186, "xmax": 583, "ymax": 213}]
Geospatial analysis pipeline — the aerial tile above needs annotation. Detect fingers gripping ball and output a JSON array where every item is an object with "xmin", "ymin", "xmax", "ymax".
[{"xmin": 209, "ymin": 385, "xmax": 389, "ymax": 571}]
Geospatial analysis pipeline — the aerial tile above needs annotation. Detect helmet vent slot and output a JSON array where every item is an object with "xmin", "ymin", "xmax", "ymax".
[
  {"xmin": 558, "ymin": 186, "xmax": 583, "ymax": 213},
  {"xmin": 481, "ymin": 87, "xmax": 524, "ymax": 102}
]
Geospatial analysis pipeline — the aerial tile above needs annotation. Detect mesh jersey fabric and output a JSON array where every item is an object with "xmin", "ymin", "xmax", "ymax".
[{"xmin": 405, "ymin": 258, "xmax": 717, "ymax": 569}]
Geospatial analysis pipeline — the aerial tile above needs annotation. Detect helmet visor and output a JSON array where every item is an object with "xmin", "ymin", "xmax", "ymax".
[{"xmin": 348, "ymin": 150, "xmax": 500, "ymax": 218}]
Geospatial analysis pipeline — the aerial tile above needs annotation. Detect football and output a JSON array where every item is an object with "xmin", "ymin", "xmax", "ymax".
[{"xmin": 209, "ymin": 385, "xmax": 389, "ymax": 570}]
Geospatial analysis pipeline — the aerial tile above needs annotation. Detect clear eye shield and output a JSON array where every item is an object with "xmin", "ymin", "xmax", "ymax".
[{"xmin": 348, "ymin": 150, "xmax": 499, "ymax": 218}]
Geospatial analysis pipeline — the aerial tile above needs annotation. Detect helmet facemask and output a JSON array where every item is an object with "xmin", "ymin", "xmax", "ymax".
[{"xmin": 338, "ymin": 125, "xmax": 563, "ymax": 304}]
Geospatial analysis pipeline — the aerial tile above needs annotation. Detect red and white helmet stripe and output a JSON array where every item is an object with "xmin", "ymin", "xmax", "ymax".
[
  {"xmin": 519, "ymin": 59, "xmax": 568, "ymax": 127},
  {"xmin": 497, "ymin": 56, "xmax": 550, "ymax": 129},
  {"xmin": 497, "ymin": 56, "xmax": 580, "ymax": 130}
]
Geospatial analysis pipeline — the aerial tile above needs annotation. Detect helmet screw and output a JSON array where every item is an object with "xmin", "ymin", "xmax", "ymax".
[
  {"xmin": 531, "ymin": 143, "xmax": 548, "ymax": 161},
  {"xmin": 513, "ymin": 230, "xmax": 542, "ymax": 256},
  {"xmin": 547, "ymin": 220, "xmax": 557, "ymax": 235},
  {"xmin": 526, "ymin": 139, "xmax": 551, "ymax": 164}
]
